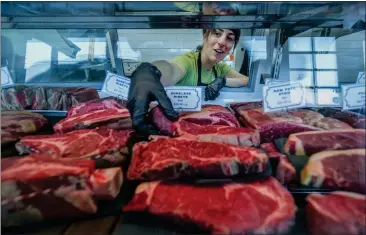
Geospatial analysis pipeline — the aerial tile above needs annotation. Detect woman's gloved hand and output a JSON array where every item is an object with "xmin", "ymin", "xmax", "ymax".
[
  {"xmin": 127, "ymin": 62, "xmax": 179, "ymax": 135},
  {"xmin": 204, "ymin": 76, "xmax": 226, "ymax": 101}
]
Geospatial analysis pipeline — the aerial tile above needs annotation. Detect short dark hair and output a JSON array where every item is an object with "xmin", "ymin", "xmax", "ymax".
[{"xmin": 202, "ymin": 28, "xmax": 241, "ymax": 50}]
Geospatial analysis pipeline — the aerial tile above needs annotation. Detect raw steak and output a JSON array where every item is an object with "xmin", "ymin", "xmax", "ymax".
[
  {"xmin": 310, "ymin": 117, "xmax": 353, "ymax": 130},
  {"xmin": 292, "ymin": 110, "xmax": 352, "ymax": 129},
  {"xmin": 1, "ymin": 86, "xmax": 99, "ymax": 111},
  {"xmin": 151, "ymin": 104, "xmax": 240, "ymax": 136},
  {"xmin": 260, "ymin": 143, "xmax": 296, "ymax": 184},
  {"xmin": 2, "ymin": 185, "xmax": 96, "ymax": 227},
  {"xmin": 175, "ymin": 120, "xmax": 260, "ymax": 146},
  {"xmin": 1, "ymin": 154, "xmax": 123, "ymax": 200},
  {"xmin": 123, "ymin": 177, "xmax": 297, "ymax": 234},
  {"xmin": 306, "ymin": 192, "xmax": 366, "ymax": 235},
  {"xmin": 1, "ymin": 86, "xmax": 32, "ymax": 110},
  {"xmin": 16, "ymin": 128, "xmax": 132, "ymax": 166},
  {"xmin": 1, "ymin": 155, "xmax": 98, "ymax": 227},
  {"xmin": 151, "ymin": 105, "xmax": 257, "ymax": 146},
  {"xmin": 316, "ymin": 107, "xmax": 366, "ymax": 129},
  {"xmin": 1, "ymin": 111, "xmax": 48, "ymax": 145},
  {"xmin": 127, "ymin": 136, "xmax": 269, "ymax": 180},
  {"xmin": 54, "ymin": 107, "xmax": 131, "ymax": 134},
  {"xmin": 230, "ymin": 103, "xmax": 321, "ymax": 142},
  {"xmin": 66, "ymin": 97, "xmax": 127, "ymax": 118},
  {"xmin": 301, "ymin": 149, "xmax": 365, "ymax": 193},
  {"xmin": 284, "ymin": 129, "xmax": 366, "ymax": 156}
]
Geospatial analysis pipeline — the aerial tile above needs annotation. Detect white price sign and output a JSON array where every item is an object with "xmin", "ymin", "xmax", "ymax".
[
  {"xmin": 165, "ymin": 87, "xmax": 202, "ymax": 112},
  {"xmin": 1, "ymin": 66, "xmax": 14, "ymax": 87},
  {"xmin": 262, "ymin": 82, "xmax": 306, "ymax": 112},
  {"xmin": 101, "ymin": 71, "xmax": 130, "ymax": 100},
  {"xmin": 357, "ymin": 72, "xmax": 365, "ymax": 84},
  {"xmin": 341, "ymin": 84, "xmax": 365, "ymax": 110}
]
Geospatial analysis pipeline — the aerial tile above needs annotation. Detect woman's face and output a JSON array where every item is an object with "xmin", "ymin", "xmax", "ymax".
[{"xmin": 203, "ymin": 29, "xmax": 235, "ymax": 63}]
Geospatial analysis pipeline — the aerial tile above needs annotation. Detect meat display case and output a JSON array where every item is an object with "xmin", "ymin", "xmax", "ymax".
[{"xmin": 1, "ymin": 1, "xmax": 365, "ymax": 235}]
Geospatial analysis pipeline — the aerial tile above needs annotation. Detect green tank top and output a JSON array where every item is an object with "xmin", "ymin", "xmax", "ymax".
[{"xmin": 170, "ymin": 51, "xmax": 233, "ymax": 86}]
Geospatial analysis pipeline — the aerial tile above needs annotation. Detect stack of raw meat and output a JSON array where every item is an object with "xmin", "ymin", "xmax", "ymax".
[
  {"xmin": 1, "ymin": 154, "xmax": 123, "ymax": 226},
  {"xmin": 2, "ymin": 97, "xmax": 134, "ymax": 226},
  {"xmin": 229, "ymin": 101, "xmax": 354, "ymax": 143},
  {"xmin": 124, "ymin": 102, "xmax": 365, "ymax": 234},
  {"xmin": 124, "ymin": 104, "xmax": 299, "ymax": 234}
]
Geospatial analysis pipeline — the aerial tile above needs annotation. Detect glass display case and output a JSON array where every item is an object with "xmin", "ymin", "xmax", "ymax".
[{"xmin": 1, "ymin": 2, "xmax": 365, "ymax": 235}]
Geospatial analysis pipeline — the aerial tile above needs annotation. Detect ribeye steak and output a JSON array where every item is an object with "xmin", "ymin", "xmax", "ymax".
[
  {"xmin": 16, "ymin": 128, "xmax": 132, "ymax": 166},
  {"xmin": 127, "ymin": 136, "xmax": 269, "ymax": 180},
  {"xmin": 301, "ymin": 149, "xmax": 365, "ymax": 193},
  {"xmin": 123, "ymin": 177, "xmax": 297, "ymax": 234},
  {"xmin": 284, "ymin": 129, "xmax": 366, "ymax": 156},
  {"xmin": 230, "ymin": 102, "xmax": 321, "ymax": 142},
  {"xmin": 152, "ymin": 104, "xmax": 240, "ymax": 135},
  {"xmin": 306, "ymin": 191, "xmax": 366, "ymax": 235}
]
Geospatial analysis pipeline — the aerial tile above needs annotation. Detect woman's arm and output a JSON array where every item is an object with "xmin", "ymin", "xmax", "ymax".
[
  {"xmin": 151, "ymin": 60, "xmax": 184, "ymax": 86},
  {"xmin": 225, "ymin": 69, "xmax": 249, "ymax": 87}
]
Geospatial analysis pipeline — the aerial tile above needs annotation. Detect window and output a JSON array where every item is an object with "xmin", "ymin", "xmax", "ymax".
[
  {"xmin": 288, "ymin": 36, "xmax": 341, "ymax": 106},
  {"xmin": 288, "ymin": 36, "xmax": 338, "ymax": 88}
]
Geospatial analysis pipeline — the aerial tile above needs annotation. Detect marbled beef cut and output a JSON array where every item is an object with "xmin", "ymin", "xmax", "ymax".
[
  {"xmin": 16, "ymin": 128, "xmax": 132, "ymax": 166},
  {"xmin": 316, "ymin": 107, "xmax": 366, "ymax": 129},
  {"xmin": 1, "ymin": 155, "xmax": 97, "ymax": 226},
  {"xmin": 127, "ymin": 136, "xmax": 269, "ymax": 180},
  {"xmin": 123, "ymin": 177, "xmax": 297, "ymax": 234},
  {"xmin": 66, "ymin": 97, "xmax": 127, "ymax": 118},
  {"xmin": 284, "ymin": 129, "xmax": 366, "ymax": 156},
  {"xmin": 301, "ymin": 149, "xmax": 365, "ymax": 193},
  {"xmin": 230, "ymin": 103, "xmax": 354, "ymax": 142},
  {"xmin": 152, "ymin": 104, "xmax": 240, "ymax": 134},
  {"xmin": 1, "ymin": 111, "xmax": 48, "ymax": 145},
  {"xmin": 54, "ymin": 99, "xmax": 131, "ymax": 134},
  {"xmin": 306, "ymin": 192, "xmax": 366, "ymax": 235},
  {"xmin": 151, "ymin": 105, "xmax": 259, "ymax": 146}
]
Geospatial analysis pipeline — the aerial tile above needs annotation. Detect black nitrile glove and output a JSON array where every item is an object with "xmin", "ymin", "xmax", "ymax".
[
  {"xmin": 204, "ymin": 76, "xmax": 226, "ymax": 101},
  {"xmin": 127, "ymin": 62, "xmax": 179, "ymax": 136}
]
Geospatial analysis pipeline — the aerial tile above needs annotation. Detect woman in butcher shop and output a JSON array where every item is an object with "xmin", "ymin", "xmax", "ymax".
[{"xmin": 127, "ymin": 28, "xmax": 248, "ymax": 135}]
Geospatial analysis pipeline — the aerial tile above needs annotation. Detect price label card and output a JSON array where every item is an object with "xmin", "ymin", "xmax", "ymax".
[
  {"xmin": 341, "ymin": 84, "xmax": 365, "ymax": 111},
  {"xmin": 262, "ymin": 81, "xmax": 306, "ymax": 112},
  {"xmin": 101, "ymin": 71, "xmax": 130, "ymax": 100},
  {"xmin": 165, "ymin": 86, "xmax": 202, "ymax": 112},
  {"xmin": 357, "ymin": 72, "xmax": 365, "ymax": 84},
  {"xmin": 1, "ymin": 66, "xmax": 14, "ymax": 87}
]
